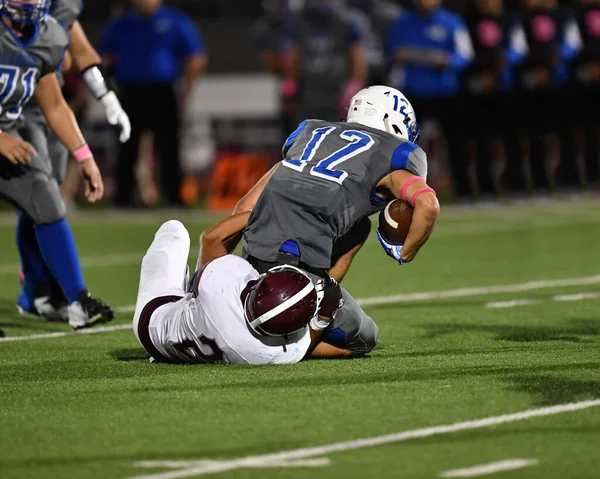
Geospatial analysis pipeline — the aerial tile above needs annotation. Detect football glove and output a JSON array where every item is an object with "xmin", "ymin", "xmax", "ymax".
[
  {"xmin": 315, "ymin": 275, "xmax": 344, "ymax": 321},
  {"xmin": 377, "ymin": 229, "xmax": 403, "ymax": 266},
  {"xmin": 101, "ymin": 91, "xmax": 131, "ymax": 143}
]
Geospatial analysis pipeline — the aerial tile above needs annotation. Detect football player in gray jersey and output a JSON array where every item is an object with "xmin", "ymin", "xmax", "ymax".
[
  {"xmin": 235, "ymin": 85, "xmax": 440, "ymax": 357},
  {"xmin": 0, "ymin": 0, "xmax": 113, "ymax": 330},
  {"xmin": 17, "ymin": 0, "xmax": 130, "ymax": 322}
]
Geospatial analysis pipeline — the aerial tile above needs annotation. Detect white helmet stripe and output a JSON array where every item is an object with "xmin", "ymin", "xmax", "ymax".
[{"xmin": 249, "ymin": 281, "xmax": 315, "ymax": 329}]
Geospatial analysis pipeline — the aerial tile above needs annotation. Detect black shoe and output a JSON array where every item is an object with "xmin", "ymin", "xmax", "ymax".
[
  {"xmin": 68, "ymin": 290, "xmax": 115, "ymax": 330},
  {"xmin": 0, "ymin": 329, "xmax": 5, "ymax": 338}
]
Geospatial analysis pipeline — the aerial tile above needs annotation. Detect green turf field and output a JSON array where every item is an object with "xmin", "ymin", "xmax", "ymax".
[{"xmin": 1, "ymin": 199, "xmax": 600, "ymax": 479}]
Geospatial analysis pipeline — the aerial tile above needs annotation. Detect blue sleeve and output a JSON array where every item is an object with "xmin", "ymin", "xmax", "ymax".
[
  {"xmin": 282, "ymin": 121, "xmax": 306, "ymax": 157},
  {"xmin": 97, "ymin": 21, "xmax": 119, "ymax": 55},
  {"xmin": 348, "ymin": 21, "xmax": 362, "ymax": 45},
  {"xmin": 176, "ymin": 16, "xmax": 206, "ymax": 58},
  {"xmin": 391, "ymin": 142, "xmax": 418, "ymax": 170}
]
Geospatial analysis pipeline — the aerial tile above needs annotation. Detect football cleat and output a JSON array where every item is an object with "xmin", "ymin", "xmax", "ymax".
[
  {"xmin": 34, "ymin": 295, "xmax": 68, "ymax": 322},
  {"xmin": 68, "ymin": 290, "xmax": 114, "ymax": 330}
]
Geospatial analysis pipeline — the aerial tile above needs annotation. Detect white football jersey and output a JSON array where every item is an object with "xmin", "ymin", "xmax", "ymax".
[{"xmin": 147, "ymin": 255, "xmax": 311, "ymax": 365}]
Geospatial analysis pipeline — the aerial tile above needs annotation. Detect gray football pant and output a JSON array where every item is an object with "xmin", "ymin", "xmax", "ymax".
[{"xmin": 1, "ymin": 126, "xmax": 66, "ymax": 224}]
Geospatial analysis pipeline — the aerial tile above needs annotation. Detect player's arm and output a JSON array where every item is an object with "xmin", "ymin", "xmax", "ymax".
[
  {"xmin": 232, "ymin": 162, "xmax": 280, "ymax": 214},
  {"xmin": 198, "ymin": 211, "xmax": 251, "ymax": 270},
  {"xmin": 379, "ymin": 170, "xmax": 440, "ymax": 262},
  {"xmin": 68, "ymin": 21, "xmax": 131, "ymax": 143},
  {"xmin": 34, "ymin": 73, "xmax": 104, "ymax": 202}
]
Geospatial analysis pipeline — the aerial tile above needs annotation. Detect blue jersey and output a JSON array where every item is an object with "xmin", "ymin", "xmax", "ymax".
[{"xmin": 386, "ymin": 8, "xmax": 473, "ymax": 97}]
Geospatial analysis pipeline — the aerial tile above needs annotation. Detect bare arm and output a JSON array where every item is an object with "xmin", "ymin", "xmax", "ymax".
[
  {"xmin": 35, "ymin": 73, "xmax": 105, "ymax": 202},
  {"xmin": 232, "ymin": 162, "xmax": 280, "ymax": 214},
  {"xmin": 198, "ymin": 211, "xmax": 250, "ymax": 270},
  {"xmin": 35, "ymin": 73, "xmax": 86, "ymax": 152},
  {"xmin": 69, "ymin": 21, "xmax": 101, "ymax": 71},
  {"xmin": 349, "ymin": 44, "xmax": 367, "ymax": 82},
  {"xmin": 380, "ymin": 170, "xmax": 440, "ymax": 262},
  {"xmin": 179, "ymin": 54, "xmax": 208, "ymax": 108},
  {"xmin": 306, "ymin": 328, "xmax": 352, "ymax": 359}
]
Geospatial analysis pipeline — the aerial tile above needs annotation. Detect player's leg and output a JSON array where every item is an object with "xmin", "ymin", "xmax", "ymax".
[
  {"xmin": 133, "ymin": 220, "xmax": 191, "ymax": 341},
  {"xmin": 323, "ymin": 286, "xmax": 379, "ymax": 356},
  {"xmin": 5, "ymin": 129, "xmax": 113, "ymax": 328},
  {"xmin": 154, "ymin": 86, "xmax": 182, "ymax": 206},
  {"xmin": 16, "ymin": 120, "xmax": 67, "ymax": 317}
]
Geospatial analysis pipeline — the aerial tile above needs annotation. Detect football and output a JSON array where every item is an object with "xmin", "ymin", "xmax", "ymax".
[{"xmin": 378, "ymin": 199, "xmax": 413, "ymax": 245}]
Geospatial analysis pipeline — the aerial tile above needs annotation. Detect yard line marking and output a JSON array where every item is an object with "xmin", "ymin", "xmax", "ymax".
[
  {"xmin": 439, "ymin": 459, "xmax": 538, "ymax": 477},
  {"xmin": 357, "ymin": 274, "xmax": 600, "ymax": 307},
  {"xmin": 554, "ymin": 292, "xmax": 600, "ymax": 302},
  {"xmin": 485, "ymin": 299, "xmax": 537, "ymax": 309},
  {"xmin": 125, "ymin": 400, "xmax": 600, "ymax": 479},
  {"xmin": 3, "ymin": 273, "xmax": 600, "ymax": 343},
  {"xmin": 0, "ymin": 324, "xmax": 131, "ymax": 342}
]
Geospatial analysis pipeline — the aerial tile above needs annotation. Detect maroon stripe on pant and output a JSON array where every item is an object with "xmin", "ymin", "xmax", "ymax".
[{"xmin": 137, "ymin": 295, "xmax": 183, "ymax": 363}]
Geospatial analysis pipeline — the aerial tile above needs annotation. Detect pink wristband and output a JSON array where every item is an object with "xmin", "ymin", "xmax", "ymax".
[
  {"xmin": 400, "ymin": 175, "xmax": 423, "ymax": 202},
  {"xmin": 410, "ymin": 187, "xmax": 436, "ymax": 207},
  {"xmin": 73, "ymin": 143, "xmax": 92, "ymax": 163}
]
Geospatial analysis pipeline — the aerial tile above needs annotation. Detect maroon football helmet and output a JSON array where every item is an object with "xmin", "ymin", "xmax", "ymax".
[{"xmin": 243, "ymin": 265, "xmax": 318, "ymax": 337}]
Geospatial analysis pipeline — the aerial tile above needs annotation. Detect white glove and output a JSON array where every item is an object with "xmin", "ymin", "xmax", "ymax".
[{"xmin": 101, "ymin": 91, "xmax": 131, "ymax": 143}]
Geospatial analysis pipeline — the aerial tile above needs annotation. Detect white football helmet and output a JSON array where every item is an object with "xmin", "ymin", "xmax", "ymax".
[{"xmin": 346, "ymin": 85, "xmax": 420, "ymax": 143}]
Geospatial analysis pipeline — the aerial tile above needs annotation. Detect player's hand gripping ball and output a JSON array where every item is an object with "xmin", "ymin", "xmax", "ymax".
[{"xmin": 377, "ymin": 200, "xmax": 413, "ymax": 266}]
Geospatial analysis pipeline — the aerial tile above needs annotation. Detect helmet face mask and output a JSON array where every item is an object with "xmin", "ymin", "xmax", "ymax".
[
  {"xmin": 347, "ymin": 85, "xmax": 421, "ymax": 143},
  {"xmin": 243, "ymin": 265, "xmax": 317, "ymax": 338},
  {"xmin": 1, "ymin": 0, "xmax": 51, "ymax": 26}
]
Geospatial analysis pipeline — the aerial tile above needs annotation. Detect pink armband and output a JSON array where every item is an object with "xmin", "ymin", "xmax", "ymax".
[
  {"xmin": 73, "ymin": 143, "xmax": 92, "ymax": 163},
  {"xmin": 410, "ymin": 187, "xmax": 436, "ymax": 207},
  {"xmin": 400, "ymin": 175, "xmax": 423, "ymax": 202}
]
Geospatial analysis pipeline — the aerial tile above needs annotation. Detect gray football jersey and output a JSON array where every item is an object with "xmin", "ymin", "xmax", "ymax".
[
  {"xmin": 22, "ymin": 0, "xmax": 81, "ymax": 121},
  {"xmin": 243, "ymin": 119, "xmax": 428, "ymax": 269},
  {"xmin": 0, "ymin": 16, "xmax": 69, "ymax": 130}
]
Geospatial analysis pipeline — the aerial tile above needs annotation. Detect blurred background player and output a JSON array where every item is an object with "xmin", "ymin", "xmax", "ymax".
[
  {"xmin": 346, "ymin": 0, "xmax": 402, "ymax": 85},
  {"xmin": 518, "ymin": 0, "xmax": 581, "ymax": 194},
  {"xmin": 252, "ymin": 0, "xmax": 299, "ymax": 133},
  {"xmin": 0, "ymin": 0, "xmax": 113, "ymax": 329},
  {"xmin": 98, "ymin": 0, "xmax": 207, "ymax": 208},
  {"xmin": 386, "ymin": 0, "xmax": 474, "ymax": 201},
  {"xmin": 283, "ymin": 0, "xmax": 367, "ymax": 127},
  {"xmin": 573, "ymin": 0, "xmax": 600, "ymax": 190},
  {"xmin": 463, "ymin": 0, "xmax": 528, "ymax": 198},
  {"xmin": 17, "ymin": 0, "xmax": 130, "ymax": 321}
]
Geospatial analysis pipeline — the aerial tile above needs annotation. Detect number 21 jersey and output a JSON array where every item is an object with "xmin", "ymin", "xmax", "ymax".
[
  {"xmin": 243, "ymin": 119, "xmax": 428, "ymax": 269},
  {"xmin": 0, "ymin": 16, "xmax": 68, "ymax": 130}
]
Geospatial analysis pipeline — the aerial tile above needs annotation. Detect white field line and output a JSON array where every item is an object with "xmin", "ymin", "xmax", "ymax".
[
  {"xmin": 484, "ymin": 291, "xmax": 600, "ymax": 309},
  {"xmin": 2, "ymin": 274, "xmax": 600, "ymax": 343},
  {"xmin": 124, "ymin": 400, "xmax": 600, "ymax": 479},
  {"xmin": 554, "ymin": 292, "xmax": 600, "ymax": 302},
  {"xmin": 439, "ymin": 459, "xmax": 539, "ymax": 478},
  {"xmin": 358, "ymin": 274, "xmax": 600, "ymax": 307},
  {"xmin": 485, "ymin": 300, "xmax": 537, "ymax": 309}
]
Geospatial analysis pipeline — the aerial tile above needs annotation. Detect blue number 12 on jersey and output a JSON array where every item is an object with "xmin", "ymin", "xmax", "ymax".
[{"xmin": 283, "ymin": 126, "xmax": 375, "ymax": 184}]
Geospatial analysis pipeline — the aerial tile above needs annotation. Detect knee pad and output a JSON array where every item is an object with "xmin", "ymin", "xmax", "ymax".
[
  {"xmin": 351, "ymin": 315, "xmax": 379, "ymax": 355},
  {"xmin": 28, "ymin": 174, "xmax": 66, "ymax": 225}
]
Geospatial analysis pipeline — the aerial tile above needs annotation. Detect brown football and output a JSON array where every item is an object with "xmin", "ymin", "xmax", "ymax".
[{"xmin": 378, "ymin": 199, "xmax": 413, "ymax": 245}]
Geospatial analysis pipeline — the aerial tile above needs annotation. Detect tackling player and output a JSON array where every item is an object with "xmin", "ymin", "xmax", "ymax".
[
  {"xmin": 133, "ymin": 213, "xmax": 349, "ymax": 365},
  {"xmin": 235, "ymin": 85, "xmax": 440, "ymax": 356},
  {"xmin": 0, "ymin": 0, "xmax": 113, "ymax": 329},
  {"xmin": 16, "ymin": 0, "xmax": 130, "ymax": 321}
]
